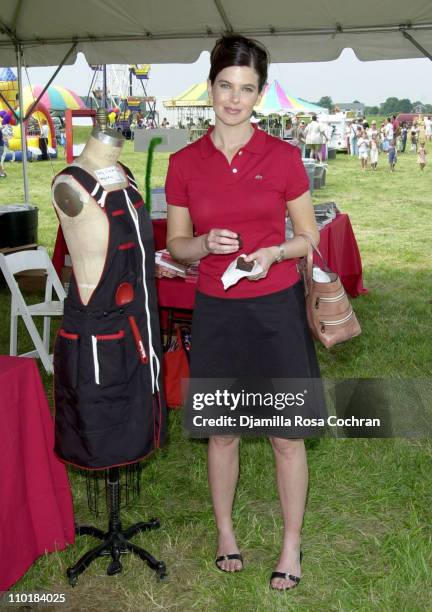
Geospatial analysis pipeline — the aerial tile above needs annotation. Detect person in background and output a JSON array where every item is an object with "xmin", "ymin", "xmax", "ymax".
[
  {"xmin": 39, "ymin": 119, "xmax": 49, "ymax": 160},
  {"xmin": 283, "ymin": 118, "xmax": 294, "ymax": 141},
  {"xmin": 58, "ymin": 129, "xmax": 66, "ymax": 155},
  {"xmin": 425, "ymin": 116, "xmax": 432, "ymax": 142},
  {"xmin": 304, "ymin": 114, "xmax": 324, "ymax": 161},
  {"xmin": 345, "ymin": 120, "xmax": 351, "ymax": 155},
  {"xmin": 1, "ymin": 121, "xmax": 15, "ymax": 165},
  {"xmin": 349, "ymin": 119, "xmax": 358, "ymax": 156},
  {"xmin": 384, "ymin": 117, "xmax": 394, "ymax": 144},
  {"xmin": 400, "ymin": 122, "xmax": 408, "ymax": 153},
  {"xmin": 136, "ymin": 111, "xmax": 144, "ymax": 128},
  {"xmin": 297, "ymin": 120, "xmax": 306, "ymax": 157},
  {"xmin": 380, "ymin": 121, "xmax": 387, "ymax": 151},
  {"xmin": 129, "ymin": 116, "xmax": 136, "ymax": 141},
  {"xmin": 417, "ymin": 142, "xmax": 426, "ymax": 171},
  {"xmin": 392, "ymin": 114, "xmax": 400, "ymax": 139},
  {"xmin": 410, "ymin": 122, "xmax": 418, "ymax": 153},
  {"xmin": 370, "ymin": 134, "xmax": 379, "ymax": 170},
  {"xmin": 367, "ymin": 120, "xmax": 379, "ymax": 142},
  {"xmin": 357, "ymin": 128, "xmax": 369, "ymax": 171},
  {"xmin": 161, "ymin": 117, "xmax": 170, "ymax": 128},
  {"xmin": 418, "ymin": 116, "xmax": 426, "ymax": 144},
  {"xmin": 388, "ymin": 138, "xmax": 397, "ymax": 171}
]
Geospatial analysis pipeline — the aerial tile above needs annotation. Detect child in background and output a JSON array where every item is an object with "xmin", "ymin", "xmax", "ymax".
[
  {"xmin": 417, "ymin": 142, "xmax": 426, "ymax": 171},
  {"xmin": 357, "ymin": 129, "xmax": 369, "ymax": 171},
  {"xmin": 370, "ymin": 135, "xmax": 379, "ymax": 170},
  {"xmin": 388, "ymin": 138, "xmax": 397, "ymax": 172},
  {"xmin": 1, "ymin": 121, "xmax": 15, "ymax": 166}
]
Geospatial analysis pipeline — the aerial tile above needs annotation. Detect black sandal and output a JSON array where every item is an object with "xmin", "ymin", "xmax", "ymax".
[
  {"xmin": 270, "ymin": 550, "xmax": 303, "ymax": 591},
  {"xmin": 215, "ymin": 553, "xmax": 244, "ymax": 572}
]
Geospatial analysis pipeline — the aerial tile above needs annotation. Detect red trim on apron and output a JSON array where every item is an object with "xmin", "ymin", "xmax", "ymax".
[
  {"xmin": 128, "ymin": 315, "xmax": 148, "ymax": 363},
  {"xmin": 95, "ymin": 330, "xmax": 125, "ymax": 340},
  {"xmin": 118, "ymin": 242, "xmax": 135, "ymax": 250},
  {"xmin": 59, "ymin": 329, "xmax": 79, "ymax": 340}
]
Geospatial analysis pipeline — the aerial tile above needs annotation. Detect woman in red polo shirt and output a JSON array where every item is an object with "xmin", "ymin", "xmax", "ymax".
[{"xmin": 165, "ymin": 34, "xmax": 322, "ymax": 592}]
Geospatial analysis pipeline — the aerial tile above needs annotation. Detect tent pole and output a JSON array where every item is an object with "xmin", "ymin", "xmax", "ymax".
[
  {"xmin": 401, "ymin": 30, "xmax": 432, "ymax": 61},
  {"xmin": 16, "ymin": 44, "xmax": 29, "ymax": 202},
  {"xmin": 102, "ymin": 65, "xmax": 107, "ymax": 108},
  {"xmin": 23, "ymin": 42, "xmax": 77, "ymax": 121}
]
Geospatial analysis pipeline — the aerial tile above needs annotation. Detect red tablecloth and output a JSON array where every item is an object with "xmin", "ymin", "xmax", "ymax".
[
  {"xmin": 316, "ymin": 213, "xmax": 367, "ymax": 297},
  {"xmin": 153, "ymin": 213, "xmax": 367, "ymax": 310},
  {"xmin": 0, "ymin": 356, "xmax": 75, "ymax": 591},
  {"xmin": 52, "ymin": 213, "xmax": 367, "ymax": 313}
]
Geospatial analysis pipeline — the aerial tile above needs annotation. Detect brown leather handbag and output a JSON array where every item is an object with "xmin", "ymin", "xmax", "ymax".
[{"xmin": 298, "ymin": 234, "xmax": 361, "ymax": 348}]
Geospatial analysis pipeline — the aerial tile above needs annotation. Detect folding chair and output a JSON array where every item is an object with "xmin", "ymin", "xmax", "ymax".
[{"xmin": 0, "ymin": 246, "xmax": 66, "ymax": 374}]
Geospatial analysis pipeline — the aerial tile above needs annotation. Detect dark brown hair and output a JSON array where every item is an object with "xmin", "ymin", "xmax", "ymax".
[{"xmin": 209, "ymin": 34, "xmax": 269, "ymax": 92}]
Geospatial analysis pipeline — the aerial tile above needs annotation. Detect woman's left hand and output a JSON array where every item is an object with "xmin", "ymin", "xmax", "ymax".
[{"xmin": 243, "ymin": 247, "xmax": 277, "ymax": 281}]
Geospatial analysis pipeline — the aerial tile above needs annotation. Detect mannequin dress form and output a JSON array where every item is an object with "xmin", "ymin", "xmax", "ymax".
[{"xmin": 52, "ymin": 108, "xmax": 167, "ymax": 585}]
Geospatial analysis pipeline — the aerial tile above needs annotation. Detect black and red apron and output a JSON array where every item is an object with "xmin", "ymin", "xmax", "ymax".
[{"xmin": 53, "ymin": 163, "xmax": 166, "ymax": 470}]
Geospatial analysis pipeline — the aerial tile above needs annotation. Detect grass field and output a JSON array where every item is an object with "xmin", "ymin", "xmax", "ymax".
[{"xmin": 0, "ymin": 138, "xmax": 431, "ymax": 611}]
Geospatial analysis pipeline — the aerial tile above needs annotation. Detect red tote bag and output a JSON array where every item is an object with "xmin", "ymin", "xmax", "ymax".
[{"xmin": 163, "ymin": 327, "xmax": 190, "ymax": 409}]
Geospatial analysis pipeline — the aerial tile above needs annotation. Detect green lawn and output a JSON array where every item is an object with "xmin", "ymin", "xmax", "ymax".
[{"xmin": 0, "ymin": 141, "xmax": 431, "ymax": 611}]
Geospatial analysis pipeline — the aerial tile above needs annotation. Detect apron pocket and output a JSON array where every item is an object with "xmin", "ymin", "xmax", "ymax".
[
  {"xmin": 91, "ymin": 330, "xmax": 128, "ymax": 388},
  {"xmin": 56, "ymin": 329, "xmax": 80, "ymax": 389}
]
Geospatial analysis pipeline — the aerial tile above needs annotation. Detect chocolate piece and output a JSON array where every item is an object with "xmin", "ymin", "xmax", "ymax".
[
  {"xmin": 237, "ymin": 234, "xmax": 243, "ymax": 248},
  {"xmin": 236, "ymin": 256, "xmax": 254, "ymax": 272}
]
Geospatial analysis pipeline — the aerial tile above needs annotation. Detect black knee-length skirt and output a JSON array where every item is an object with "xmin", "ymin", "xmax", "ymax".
[
  {"xmin": 190, "ymin": 280, "xmax": 321, "ymax": 379},
  {"xmin": 186, "ymin": 281, "xmax": 327, "ymax": 438}
]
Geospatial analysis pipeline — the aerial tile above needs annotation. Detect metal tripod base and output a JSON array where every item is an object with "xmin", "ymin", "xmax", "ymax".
[{"xmin": 67, "ymin": 518, "xmax": 167, "ymax": 586}]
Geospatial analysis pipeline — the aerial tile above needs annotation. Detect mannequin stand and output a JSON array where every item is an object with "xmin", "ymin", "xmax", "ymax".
[{"xmin": 67, "ymin": 467, "xmax": 167, "ymax": 586}]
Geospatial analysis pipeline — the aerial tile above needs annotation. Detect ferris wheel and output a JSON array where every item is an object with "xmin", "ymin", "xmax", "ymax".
[{"xmin": 87, "ymin": 64, "xmax": 156, "ymax": 119}]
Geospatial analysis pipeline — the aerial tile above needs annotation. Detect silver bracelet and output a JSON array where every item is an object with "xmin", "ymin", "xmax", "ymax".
[{"xmin": 274, "ymin": 244, "xmax": 285, "ymax": 263}]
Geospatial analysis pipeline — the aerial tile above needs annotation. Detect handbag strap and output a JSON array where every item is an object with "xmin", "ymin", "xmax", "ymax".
[{"xmin": 297, "ymin": 233, "xmax": 332, "ymax": 294}]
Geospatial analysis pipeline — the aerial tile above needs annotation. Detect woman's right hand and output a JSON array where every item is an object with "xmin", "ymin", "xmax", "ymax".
[{"xmin": 202, "ymin": 229, "xmax": 240, "ymax": 255}]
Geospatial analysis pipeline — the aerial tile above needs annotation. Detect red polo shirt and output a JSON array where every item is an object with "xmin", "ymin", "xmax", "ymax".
[{"xmin": 165, "ymin": 124, "xmax": 309, "ymax": 298}]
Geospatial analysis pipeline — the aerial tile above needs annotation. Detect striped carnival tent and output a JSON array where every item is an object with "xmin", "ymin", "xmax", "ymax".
[
  {"xmin": 22, "ymin": 85, "xmax": 86, "ymax": 112},
  {"xmin": 163, "ymin": 82, "xmax": 211, "ymax": 108},
  {"xmin": 163, "ymin": 79, "xmax": 327, "ymax": 115},
  {"xmin": 254, "ymin": 80, "xmax": 328, "ymax": 115}
]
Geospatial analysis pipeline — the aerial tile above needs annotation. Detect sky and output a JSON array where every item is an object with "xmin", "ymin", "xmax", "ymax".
[{"xmin": 12, "ymin": 48, "xmax": 432, "ymax": 116}]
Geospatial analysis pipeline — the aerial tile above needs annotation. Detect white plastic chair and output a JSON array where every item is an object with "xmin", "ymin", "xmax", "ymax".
[{"xmin": 0, "ymin": 246, "xmax": 66, "ymax": 373}]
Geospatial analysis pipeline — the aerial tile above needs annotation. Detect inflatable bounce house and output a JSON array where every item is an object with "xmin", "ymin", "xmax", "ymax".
[
  {"xmin": 0, "ymin": 67, "xmax": 57, "ymax": 161},
  {"xmin": 0, "ymin": 68, "xmax": 85, "ymax": 162}
]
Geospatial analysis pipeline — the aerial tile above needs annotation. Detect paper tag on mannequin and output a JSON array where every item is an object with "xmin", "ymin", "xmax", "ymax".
[{"xmin": 94, "ymin": 166, "xmax": 124, "ymax": 186}]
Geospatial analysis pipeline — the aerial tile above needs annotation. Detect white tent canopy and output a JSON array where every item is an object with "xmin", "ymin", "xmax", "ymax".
[{"xmin": 1, "ymin": 0, "xmax": 432, "ymax": 66}]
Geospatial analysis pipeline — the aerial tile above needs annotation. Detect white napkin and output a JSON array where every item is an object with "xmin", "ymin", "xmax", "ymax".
[
  {"xmin": 312, "ymin": 265, "xmax": 332, "ymax": 283},
  {"xmin": 221, "ymin": 255, "xmax": 263, "ymax": 290}
]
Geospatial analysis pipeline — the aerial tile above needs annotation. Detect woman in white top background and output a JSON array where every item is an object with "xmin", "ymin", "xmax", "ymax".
[
  {"xmin": 304, "ymin": 115, "xmax": 324, "ymax": 162},
  {"xmin": 357, "ymin": 129, "xmax": 369, "ymax": 171},
  {"xmin": 370, "ymin": 134, "xmax": 379, "ymax": 170}
]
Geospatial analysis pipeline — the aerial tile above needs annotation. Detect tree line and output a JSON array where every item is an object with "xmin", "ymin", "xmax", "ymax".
[{"xmin": 315, "ymin": 96, "xmax": 432, "ymax": 115}]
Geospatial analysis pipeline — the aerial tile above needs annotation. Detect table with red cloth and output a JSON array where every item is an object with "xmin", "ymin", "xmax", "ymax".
[
  {"xmin": 52, "ymin": 212, "xmax": 367, "ymax": 314},
  {"xmin": 0, "ymin": 356, "xmax": 75, "ymax": 591}
]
